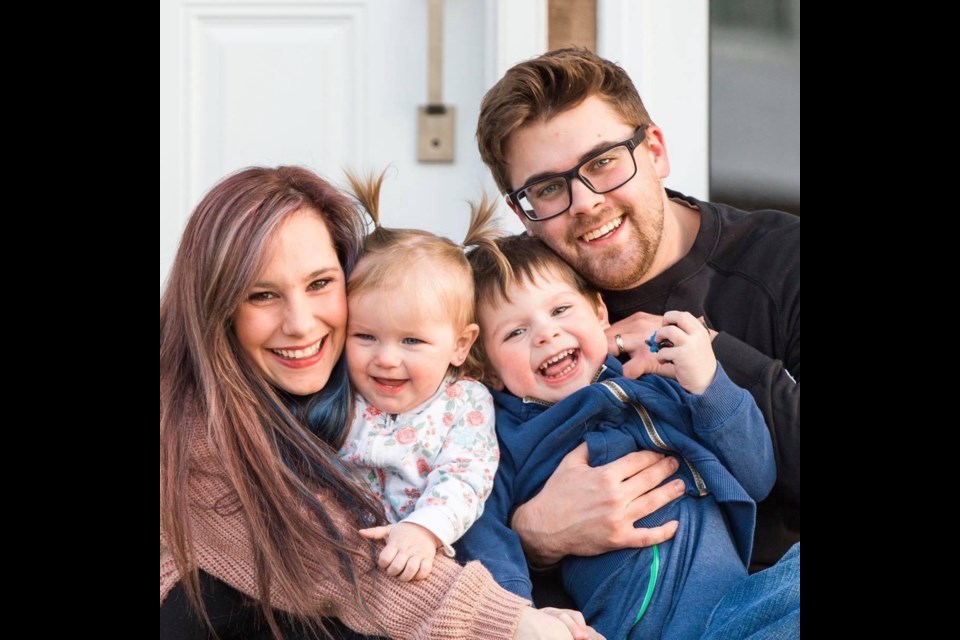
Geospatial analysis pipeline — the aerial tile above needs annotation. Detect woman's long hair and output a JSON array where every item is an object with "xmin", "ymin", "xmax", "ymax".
[{"xmin": 160, "ymin": 166, "xmax": 384, "ymax": 636}]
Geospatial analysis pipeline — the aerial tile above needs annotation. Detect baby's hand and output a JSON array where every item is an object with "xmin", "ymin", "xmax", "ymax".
[
  {"xmin": 358, "ymin": 522, "xmax": 441, "ymax": 581},
  {"xmin": 648, "ymin": 311, "xmax": 717, "ymax": 395}
]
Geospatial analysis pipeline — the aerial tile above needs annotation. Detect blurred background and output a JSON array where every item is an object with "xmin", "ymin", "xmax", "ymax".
[{"xmin": 160, "ymin": 0, "xmax": 800, "ymax": 287}]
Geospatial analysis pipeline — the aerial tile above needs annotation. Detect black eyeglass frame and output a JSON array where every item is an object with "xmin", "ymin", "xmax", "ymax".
[{"xmin": 507, "ymin": 125, "xmax": 649, "ymax": 222}]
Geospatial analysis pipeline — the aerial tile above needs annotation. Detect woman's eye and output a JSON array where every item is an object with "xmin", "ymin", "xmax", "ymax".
[
  {"xmin": 248, "ymin": 291, "xmax": 276, "ymax": 302},
  {"xmin": 308, "ymin": 278, "xmax": 332, "ymax": 291},
  {"xmin": 402, "ymin": 337, "xmax": 424, "ymax": 346}
]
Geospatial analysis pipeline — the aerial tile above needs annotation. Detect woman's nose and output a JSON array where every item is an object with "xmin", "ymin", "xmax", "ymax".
[{"xmin": 281, "ymin": 297, "xmax": 317, "ymax": 337}]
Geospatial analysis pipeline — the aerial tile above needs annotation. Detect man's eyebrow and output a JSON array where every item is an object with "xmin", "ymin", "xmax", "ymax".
[{"xmin": 517, "ymin": 138, "xmax": 624, "ymax": 189}]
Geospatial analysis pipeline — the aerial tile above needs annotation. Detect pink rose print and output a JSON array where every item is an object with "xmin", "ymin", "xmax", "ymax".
[
  {"xmin": 395, "ymin": 427, "xmax": 418, "ymax": 445},
  {"xmin": 364, "ymin": 405, "xmax": 382, "ymax": 420},
  {"xmin": 416, "ymin": 459, "xmax": 431, "ymax": 476},
  {"xmin": 442, "ymin": 413, "xmax": 454, "ymax": 426},
  {"xmin": 445, "ymin": 383, "xmax": 465, "ymax": 399},
  {"xmin": 466, "ymin": 410, "xmax": 485, "ymax": 427}
]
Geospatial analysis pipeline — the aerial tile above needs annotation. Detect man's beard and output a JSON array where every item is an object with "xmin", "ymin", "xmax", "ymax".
[{"xmin": 563, "ymin": 205, "xmax": 664, "ymax": 291}]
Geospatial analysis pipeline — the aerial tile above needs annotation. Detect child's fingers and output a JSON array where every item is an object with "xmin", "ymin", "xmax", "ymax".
[
  {"xmin": 358, "ymin": 525, "xmax": 392, "ymax": 540},
  {"xmin": 413, "ymin": 555, "xmax": 433, "ymax": 581},
  {"xmin": 385, "ymin": 551, "xmax": 412, "ymax": 579},
  {"xmin": 377, "ymin": 544, "xmax": 399, "ymax": 572},
  {"xmin": 662, "ymin": 310, "xmax": 704, "ymax": 335},
  {"xmin": 397, "ymin": 555, "xmax": 422, "ymax": 582}
]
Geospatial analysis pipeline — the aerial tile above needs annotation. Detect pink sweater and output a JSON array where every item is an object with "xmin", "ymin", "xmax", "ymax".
[{"xmin": 160, "ymin": 416, "xmax": 529, "ymax": 639}]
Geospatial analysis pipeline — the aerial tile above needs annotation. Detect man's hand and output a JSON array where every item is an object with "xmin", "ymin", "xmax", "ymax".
[
  {"xmin": 608, "ymin": 311, "xmax": 719, "ymax": 391},
  {"xmin": 358, "ymin": 522, "xmax": 441, "ymax": 581},
  {"xmin": 511, "ymin": 443, "xmax": 684, "ymax": 566},
  {"xmin": 606, "ymin": 311, "xmax": 666, "ymax": 379}
]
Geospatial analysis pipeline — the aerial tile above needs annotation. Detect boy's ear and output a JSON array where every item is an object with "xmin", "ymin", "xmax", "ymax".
[
  {"xmin": 483, "ymin": 370, "xmax": 505, "ymax": 391},
  {"xmin": 595, "ymin": 293, "xmax": 610, "ymax": 328},
  {"xmin": 452, "ymin": 323, "xmax": 480, "ymax": 366}
]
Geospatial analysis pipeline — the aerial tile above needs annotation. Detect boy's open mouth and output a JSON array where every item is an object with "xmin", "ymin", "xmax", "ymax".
[{"xmin": 538, "ymin": 349, "xmax": 580, "ymax": 379}]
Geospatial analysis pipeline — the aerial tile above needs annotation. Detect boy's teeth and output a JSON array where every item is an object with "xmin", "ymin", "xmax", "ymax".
[
  {"xmin": 540, "ymin": 349, "xmax": 574, "ymax": 371},
  {"xmin": 582, "ymin": 216, "xmax": 623, "ymax": 242}
]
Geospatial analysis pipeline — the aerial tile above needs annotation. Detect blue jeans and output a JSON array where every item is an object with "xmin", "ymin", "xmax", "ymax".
[{"xmin": 702, "ymin": 543, "xmax": 800, "ymax": 640}]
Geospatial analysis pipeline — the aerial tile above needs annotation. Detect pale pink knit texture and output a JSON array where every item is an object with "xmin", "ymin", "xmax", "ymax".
[{"xmin": 160, "ymin": 415, "xmax": 529, "ymax": 639}]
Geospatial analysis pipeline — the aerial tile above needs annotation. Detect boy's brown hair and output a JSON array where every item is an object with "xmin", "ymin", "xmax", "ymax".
[{"xmin": 466, "ymin": 233, "xmax": 601, "ymax": 382}]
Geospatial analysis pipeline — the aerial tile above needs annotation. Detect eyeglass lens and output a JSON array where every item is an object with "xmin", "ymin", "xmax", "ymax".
[{"xmin": 517, "ymin": 144, "xmax": 637, "ymax": 220}]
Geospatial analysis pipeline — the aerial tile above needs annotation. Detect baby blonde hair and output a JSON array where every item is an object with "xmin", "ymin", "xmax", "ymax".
[{"xmin": 345, "ymin": 170, "xmax": 502, "ymax": 381}]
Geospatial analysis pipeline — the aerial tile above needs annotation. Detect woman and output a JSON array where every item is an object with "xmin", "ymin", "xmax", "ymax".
[{"xmin": 159, "ymin": 166, "xmax": 598, "ymax": 639}]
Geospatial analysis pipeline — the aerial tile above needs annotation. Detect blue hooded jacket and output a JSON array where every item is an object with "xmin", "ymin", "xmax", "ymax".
[{"xmin": 455, "ymin": 358, "xmax": 775, "ymax": 639}]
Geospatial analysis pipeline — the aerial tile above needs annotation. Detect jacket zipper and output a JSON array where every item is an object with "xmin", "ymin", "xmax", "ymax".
[{"xmin": 600, "ymin": 380, "xmax": 707, "ymax": 496}]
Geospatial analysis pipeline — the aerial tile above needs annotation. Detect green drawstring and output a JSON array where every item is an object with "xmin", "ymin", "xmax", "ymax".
[{"xmin": 625, "ymin": 543, "xmax": 660, "ymax": 639}]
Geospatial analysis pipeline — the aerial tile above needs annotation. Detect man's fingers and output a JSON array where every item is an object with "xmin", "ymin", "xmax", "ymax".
[
  {"xmin": 622, "ymin": 521, "xmax": 679, "ymax": 548},
  {"xmin": 625, "ymin": 478, "xmax": 685, "ymax": 522},
  {"xmin": 557, "ymin": 441, "xmax": 591, "ymax": 469},
  {"xmin": 606, "ymin": 449, "xmax": 668, "ymax": 482},
  {"xmin": 608, "ymin": 311, "xmax": 663, "ymax": 335}
]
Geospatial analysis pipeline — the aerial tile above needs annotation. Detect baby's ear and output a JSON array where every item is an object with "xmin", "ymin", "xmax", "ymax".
[{"xmin": 453, "ymin": 323, "xmax": 480, "ymax": 366}]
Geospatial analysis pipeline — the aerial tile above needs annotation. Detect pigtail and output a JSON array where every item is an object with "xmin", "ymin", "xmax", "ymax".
[
  {"xmin": 460, "ymin": 194, "xmax": 511, "ymax": 385},
  {"xmin": 345, "ymin": 169, "xmax": 386, "ymax": 229},
  {"xmin": 462, "ymin": 194, "xmax": 514, "ymax": 287}
]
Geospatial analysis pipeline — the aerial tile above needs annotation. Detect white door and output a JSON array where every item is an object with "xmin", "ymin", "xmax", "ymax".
[{"xmin": 160, "ymin": 0, "xmax": 707, "ymax": 287}]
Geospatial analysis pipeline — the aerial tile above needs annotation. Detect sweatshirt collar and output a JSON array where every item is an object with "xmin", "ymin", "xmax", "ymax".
[{"xmin": 601, "ymin": 188, "xmax": 719, "ymax": 313}]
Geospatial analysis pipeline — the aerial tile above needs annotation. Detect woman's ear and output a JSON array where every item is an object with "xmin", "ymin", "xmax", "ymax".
[{"xmin": 452, "ymin": 323, "xmax": 480, "ymax": 366}]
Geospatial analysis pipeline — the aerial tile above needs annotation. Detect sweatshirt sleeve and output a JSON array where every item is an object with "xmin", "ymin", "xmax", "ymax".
[
  {"xmin": 686, "ymin": 364, "xmax": 777, "ymax": 501},
  {"xmin": 406, "ymin": 382, "xmax": 499, "ymax": 552},
  {"xmin": 454, "ymin": 444, "xmax": 534, "ymax": 601}
]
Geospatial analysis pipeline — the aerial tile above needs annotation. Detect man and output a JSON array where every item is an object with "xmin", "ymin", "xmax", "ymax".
[{"xmin": 475, "ymin": 48, "xmax": 799, "ymax": 584}]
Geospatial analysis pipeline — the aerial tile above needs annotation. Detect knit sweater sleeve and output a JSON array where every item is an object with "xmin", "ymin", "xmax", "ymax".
[{"xmin": 160, "ymin": 426, "xmax": 529, "ymax": 639}]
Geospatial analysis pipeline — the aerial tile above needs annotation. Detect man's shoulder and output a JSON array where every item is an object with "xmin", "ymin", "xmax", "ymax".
[
  {"xmin": 701, "ymin": 200, "xmax": 799, "ymax": 280},
  {"xmin": 711, "ymin": 201, "xmax": 798, "ymax": 249}
]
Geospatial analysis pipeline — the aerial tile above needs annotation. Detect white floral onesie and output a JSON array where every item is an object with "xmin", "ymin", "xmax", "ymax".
[{"xmin": 338, "ymin": 379, "xmax": 499, "ymax": 554}]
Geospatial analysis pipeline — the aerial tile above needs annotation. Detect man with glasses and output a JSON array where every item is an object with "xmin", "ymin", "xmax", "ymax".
[{"xmin": 475, "ymin": 48, "xmax": 799, "ymax": 602}]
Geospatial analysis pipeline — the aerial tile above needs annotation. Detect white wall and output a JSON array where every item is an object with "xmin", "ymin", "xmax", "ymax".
[{"xmin": 160, "ymin": 0, "xmax": 709, "ymax": 288}]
